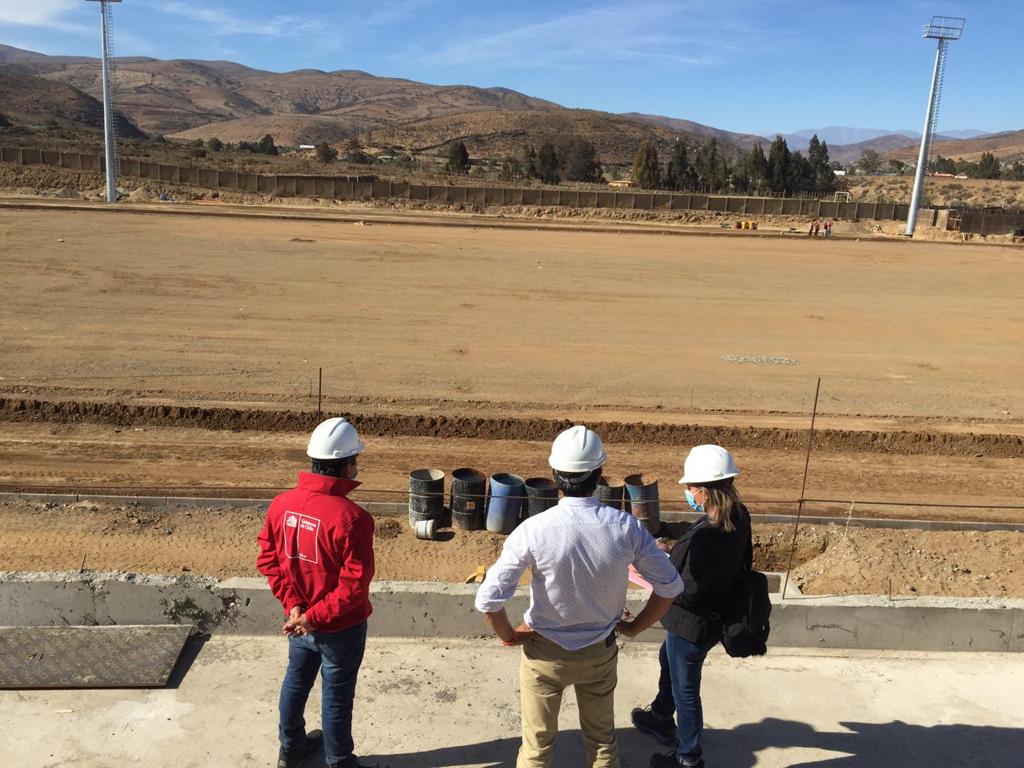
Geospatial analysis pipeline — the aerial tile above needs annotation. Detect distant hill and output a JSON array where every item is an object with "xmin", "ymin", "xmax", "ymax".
[
  {"xmin": 0, "ymin": 69, "xmax": 142, "ymax": 137},
  {"xmin": 771, "ymin": 126, "xmax": 992, "ymax": 150},
  {"xmin": 939, "ymin": 129, "xmax": 994, "ymax": 140},
  {"xmin": 0, "ymin": 44, "xmax": 559, "ymax": 137},
  {"xmin": 619, "ymin": 113, "xmax": 766, "ymax": 150},
  {"xmin": 886, "ymin": 130, "xmax": 1024, "ymax": 163},
  {"xmin": 827, "ymin": 134, "xmax": 921, "ymax": 165},
  {"xmin": 0, "ymin": 44, "xmax": 747, "ymax": 162}
]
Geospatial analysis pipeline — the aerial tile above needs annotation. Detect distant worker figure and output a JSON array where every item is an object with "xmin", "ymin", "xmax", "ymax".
[
  {"xmin": 807, "ymin": 220, "xmax": 816, "ymax": 237},
  {"xmin": 257, "ymin": 417, "xmax": 375, "ymax": 768},
  {"xmin": 813, "ymin": 219, "xmax": 821, "ymax": 237},
  {"xmin": 631, "ymin": 445, "xmax": 753, "ymax": 768},
  {"xmin": 475, "ymin": 425, "xmax": 685, "ymax": 768},
  {"xmin": 824, "ymin": 219, "xmax": 833, "ymax": 238}
]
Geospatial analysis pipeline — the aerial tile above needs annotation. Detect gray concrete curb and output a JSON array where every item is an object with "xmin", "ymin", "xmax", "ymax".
[
  {"xmin": 1, "ymin": 571, "xmax": 1021, "ymax": 653},
  {"xmin": 4, "ymin": 492, "xmax": 1024, "ymax": 533}
]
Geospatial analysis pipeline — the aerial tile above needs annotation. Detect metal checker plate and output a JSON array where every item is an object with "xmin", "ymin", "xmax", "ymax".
[{"xmin": 0, "ymin": 625, "xmax": 192, "ymax": 689}]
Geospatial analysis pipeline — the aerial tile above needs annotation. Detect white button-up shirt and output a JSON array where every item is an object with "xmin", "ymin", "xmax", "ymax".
[{"xmin": 474, "ymin": 495, "xmax": 684, "ymax": 650}]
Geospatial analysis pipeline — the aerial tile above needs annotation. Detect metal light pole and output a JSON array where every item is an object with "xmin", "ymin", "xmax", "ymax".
[
  {"xmin": 85, "ymin": 0, "xmax": 122, "ymax": 203},
  {"xmin": 905, "ymin": 16, "xmax": 964, "ymax": 237}
]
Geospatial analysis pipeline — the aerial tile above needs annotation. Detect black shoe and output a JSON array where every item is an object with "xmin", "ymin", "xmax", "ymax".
[
  {"xmin": 649, "ymin": 753, "xmax": 704, "ymax": 768},
  {"xmin": 632, "ymin": 706, "xmax": 676, "ymax": 746},
  {"xmin": 278, "ymin": 730, "xmax": 324, "ymax": 768}
]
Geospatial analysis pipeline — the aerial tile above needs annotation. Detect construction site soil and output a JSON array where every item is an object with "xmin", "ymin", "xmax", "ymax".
[
  {"xmin": 1, "ymin": 499, "xmax": 1019, "ymax": 599},
  {"xmin": 4, "ymin": 398, "xmax": 1024, "ymax": 458},
  {"xmin": 2, "ymin": 205, "xmax": 1023, "ymax": 594}
]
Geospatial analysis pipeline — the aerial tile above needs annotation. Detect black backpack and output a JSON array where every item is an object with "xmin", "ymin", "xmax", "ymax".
[{"xmin": 720, "ymin": 568, "xmax": 772, "ymax": 657}]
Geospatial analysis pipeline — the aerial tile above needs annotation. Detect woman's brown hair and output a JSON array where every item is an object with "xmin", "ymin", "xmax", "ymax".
[{"xmin": 701, "ymin": 479, "xmax": 741, "ymax": 533}]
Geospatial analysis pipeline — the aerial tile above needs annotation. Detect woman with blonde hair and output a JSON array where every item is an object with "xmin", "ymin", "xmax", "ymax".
[{"xmin": 631, "ymin": 444, "xmax": 753, "ymax": 768}]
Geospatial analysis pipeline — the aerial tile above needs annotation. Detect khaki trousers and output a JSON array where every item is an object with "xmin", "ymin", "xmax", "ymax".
[{"xmin": 517, "ymin": 633, "xmax": 619, "ymax": 768}]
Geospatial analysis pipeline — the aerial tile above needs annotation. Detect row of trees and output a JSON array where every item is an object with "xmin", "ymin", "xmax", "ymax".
[
  {"xmin": 632, "ymin": 135, "xmax": 835, "ymax": 196},
  {"xmin": 186, "ymin": 131, "xmax": 1023, "ymax": 188},
  {"xmin": 189, "ymin": 134, "xmax": 278, "ymax": 156},
  {"xmin": 494, "ymin": 137, "xmax": 603, "ymax": 184},
  {"xmin": 855, "ymin": 149, "xmax": 1024, "ymax": 181},
  {"xmin": 930, "ymin": 152, "xmax": 1023, "ymax": 180}
]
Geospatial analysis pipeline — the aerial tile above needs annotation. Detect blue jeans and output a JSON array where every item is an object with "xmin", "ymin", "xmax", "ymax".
[
  {"xmin": 652, "ymin": 633, "xmax": 717, "ymax": 764},
  {"xmin": 279, "ymin": 621, "xmax": 368, "ymax": 768}
]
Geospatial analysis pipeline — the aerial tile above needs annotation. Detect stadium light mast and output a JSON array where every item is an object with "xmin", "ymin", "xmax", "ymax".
[
  {"xmin": 85, "ymin": 0, "xmax": 122, "ymax": 203},
  {"xmin": 905, "ymin": 15, "xmax": 964, "ymax": 237}
]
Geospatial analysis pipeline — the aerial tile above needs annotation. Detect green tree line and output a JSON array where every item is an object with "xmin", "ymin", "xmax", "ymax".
[
  {"xmin": 631, "ymin": 134, "xmax": 836, "ymax": 196},
  {"xmin": 929, "ymin": 152, "xmax": 1022, "ymax": 180},
  {"xmin": 499, "ymin": 136, "xmax": 603, "ymax": 184}
]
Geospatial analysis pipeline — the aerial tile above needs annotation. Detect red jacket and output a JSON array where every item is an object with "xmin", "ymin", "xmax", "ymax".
[{"xmin": 257, "ymin": 472, "xmax": 375, "ymax": 632}]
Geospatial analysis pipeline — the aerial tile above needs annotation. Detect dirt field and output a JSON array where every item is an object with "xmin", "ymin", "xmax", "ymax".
[
  {"xmin": 2, "ymin": 204, "xmax": 1023, "ymax": 592},
  {"xmin": 3, "ymin": 206, "xmax": 1023, "ymax": 418},
  {"xmin": 0, "ymin": 499, "xmax": 1019, "ymax": 598}
]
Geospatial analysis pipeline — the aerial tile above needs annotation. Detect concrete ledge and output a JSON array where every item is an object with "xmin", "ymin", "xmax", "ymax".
[{"xmin": 2, "ymin": 571, "xmax": 1022, "ymax": 652}]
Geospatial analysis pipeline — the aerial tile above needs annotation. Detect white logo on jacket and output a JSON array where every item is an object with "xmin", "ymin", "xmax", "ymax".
[{"xmin": 283, "ymin": 511, "xmax": 320, "ymax": 564}]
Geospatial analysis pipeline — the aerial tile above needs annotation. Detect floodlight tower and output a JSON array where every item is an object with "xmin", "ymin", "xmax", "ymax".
[
  {"xmin": 905, "ymin": 16, "xmax": 964, "ymax": 236},
  {"xmin": 85, "ymin": 0, "xmax": 122, "ymax": 203}
]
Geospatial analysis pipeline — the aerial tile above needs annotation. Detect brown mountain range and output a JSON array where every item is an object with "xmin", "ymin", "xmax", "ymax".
[
  {"xmin": 1, "ymin": 44, "xmax": 1017, "ymax": 167},
  {"xmin": 0, "ymin": 44, "xmax": 745, "ymax": 162},
  {"xmin": 0, "ymin": 68, "xmax": 142, "ymax": 137},
  {"xmin": 886, "ymin": 130, "xmax": 1024, "ymax": 163}
]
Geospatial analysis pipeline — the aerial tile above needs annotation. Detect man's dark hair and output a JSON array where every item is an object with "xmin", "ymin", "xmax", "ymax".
[
  {"xmin": 552, "ymin": 467, "xmax": 602, "ymax": 497},
  {"xmin": 310, "ymin": 456, "xmax": 355, "ymax": 478}
]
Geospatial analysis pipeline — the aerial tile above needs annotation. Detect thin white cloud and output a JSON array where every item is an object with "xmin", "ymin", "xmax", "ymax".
[
  {"xmin": 0, "ymin": 0, "xmax": 91, "ymax": 35},
  {"xmin": 157, "ymin": 2, "xmax": 319, "ymax": 37},
  {"xmin": 418, "ymin": 2, "xmax": 733, "ymax": 69}
]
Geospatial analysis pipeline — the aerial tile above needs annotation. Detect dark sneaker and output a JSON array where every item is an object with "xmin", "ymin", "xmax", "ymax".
[
  {"xmin": 278, "ymin": 730, "xmax": 324, "ymax": 768},
  {"xmin": 631, "ymin": 706, "xmax": 676, "ymax": 746},
  {"xmin": 649, "ymin": 753, "xmax": 704, "ymax": 768}
]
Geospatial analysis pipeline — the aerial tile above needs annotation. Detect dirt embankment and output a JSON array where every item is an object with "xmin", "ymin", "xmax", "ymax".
[
  {"xmin": 0, "ymin": 500, "xmax": 1019, "ymax": 598},
  {"xmin": 3, "ymin": 397, "xmax": 1024, "ymax": 459}
]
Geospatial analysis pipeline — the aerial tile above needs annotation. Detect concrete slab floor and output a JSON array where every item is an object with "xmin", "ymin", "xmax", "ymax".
[{"xmin": 1, "ymin": 637, "xmax": 1021, "ymax": 768}]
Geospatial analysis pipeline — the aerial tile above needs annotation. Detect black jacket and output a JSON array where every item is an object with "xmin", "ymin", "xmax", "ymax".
[{"xmin": 660, "ymin": 504, "xmax": 753, "ymax": 645}]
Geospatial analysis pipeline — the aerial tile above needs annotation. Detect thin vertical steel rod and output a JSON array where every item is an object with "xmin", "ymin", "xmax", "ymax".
[
  {"xmin": 781, "ymin": 377, "xmax": 821, "ymax": 599},
  {"xmin": 317, "ymin": 367, "xmax": 323, "ymax": 421},
  {"xmin": 99, "ymin": 1, "xmax": 117, "ymax": 204},
  {"xmin": 906, "ymin": 39, "xmax": 947, "ymax": 236}
]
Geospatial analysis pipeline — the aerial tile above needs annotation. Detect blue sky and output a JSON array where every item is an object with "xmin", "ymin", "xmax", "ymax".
[{"xmin": 1, "ymin": 1, "xmax": 1020, "ymax": 135}]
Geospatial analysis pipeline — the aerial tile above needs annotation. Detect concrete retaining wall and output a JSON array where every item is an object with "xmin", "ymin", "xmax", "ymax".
[{"xmin": 2, "ymin": 571, "xmax": 1021, "ymax": 652}]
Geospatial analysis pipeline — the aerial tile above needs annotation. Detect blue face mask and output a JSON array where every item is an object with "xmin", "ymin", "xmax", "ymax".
[{"xmin": 685, "ymin": 489, "xmax": 704, "ymax": 513}]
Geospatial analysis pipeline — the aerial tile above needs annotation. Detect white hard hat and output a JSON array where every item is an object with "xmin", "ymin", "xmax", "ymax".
[
  {"xmin": 677, "ymin": 444, "xmax": 739, "ymax": 485},
  {"xmin": 548, "ymin": 425, "xmax": 607, "ymax": 472},
  {"xmin": 306, "ymin": 417, "xmax": 365, "ymax": 460}
]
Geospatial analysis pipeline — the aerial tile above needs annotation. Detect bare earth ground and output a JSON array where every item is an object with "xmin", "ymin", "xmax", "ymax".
[
  {"xmin": 0, "ymin": 499, "xmax": 1020, "ymax": 598},
  {"xmin": 2, "ymin": 207, "xmax": 1023, "ymax": 417},
  {"xmin": 2, "ymin": 205, "xmax": 1023, "ymax": 593},
  {"xmin": 2, "ymin": 423, "xmax": 1024, "ymax": 521}
]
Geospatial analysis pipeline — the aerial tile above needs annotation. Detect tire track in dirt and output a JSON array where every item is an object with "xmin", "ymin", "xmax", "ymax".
[{"xmin": 3, "ymin": 397, "xmax": 1024, "ymax": 458}]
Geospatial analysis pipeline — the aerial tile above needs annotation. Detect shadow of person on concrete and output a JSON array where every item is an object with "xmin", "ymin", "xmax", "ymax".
[
  {"xmin": 365, "ymin": 725, "xmax": 738, "ymax": 768},
  {"xmin": 363, "ymin": 717, "xmax": 1024, "ymax": 767},
  {"xmin": 758, "ymin": 718, "xmax": 1024, "ymax": 767}
]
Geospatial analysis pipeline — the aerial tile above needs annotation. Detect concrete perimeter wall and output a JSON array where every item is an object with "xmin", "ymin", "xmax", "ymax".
[
  {"xmin": 2, "ymin": 571, "xmax": 1022, "ymax": 652},
  {"xmin": 960, "ymin": 209, "xmax": 1024, "ymax": 236},
  {"xmin": 0, "ymin": 144, "xmax": 914, "ymax": 223}
]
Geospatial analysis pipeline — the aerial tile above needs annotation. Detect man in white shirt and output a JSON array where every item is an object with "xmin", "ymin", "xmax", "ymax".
[{"xmin": 475, "ymin": 425, "xmax": 685, "ymax": 768}]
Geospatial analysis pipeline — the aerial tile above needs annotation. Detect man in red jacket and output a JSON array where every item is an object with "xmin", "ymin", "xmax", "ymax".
[{"xmin": 257, "ymin": 417, "xmax": 375, "ymax": 768}]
